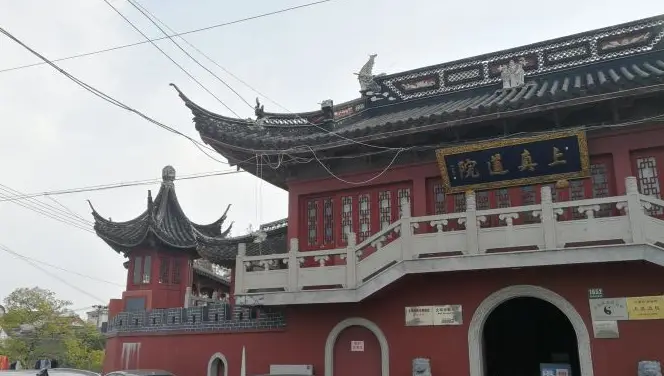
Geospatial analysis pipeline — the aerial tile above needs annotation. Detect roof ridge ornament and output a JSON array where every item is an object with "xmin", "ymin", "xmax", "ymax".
[
  {"xmin": 162, "ymin": 165, "xmax": 176, "ymax": 183},
  {"xmin": 498, "ymin": 57, "xmax": 527, "ymax": 89},
  {"xmin": 355, "ymin": 54, "xmax": 385, "ymax": 95}
]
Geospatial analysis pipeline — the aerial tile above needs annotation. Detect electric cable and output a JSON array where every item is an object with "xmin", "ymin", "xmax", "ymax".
[
  {"xmin": 126, "ymin": 0, "xmax": 254, "ymax": 110},
  {"xmin": 0, "ymin": 183, "xmax": 91, "ymax": 227},
  {"xmin": 100, "ymin": 0, "xmax": 241, "ymax": 117},
  {"xmin": 0, "ymin": 169, "xmax": 244, "ymax": 202},
  {"xmin": 0, "ymin": 242, "xmax": 109, "ymax": 304},
  {"xmin": 0, "ymin": 0, "xmax": 338, "ymax": 74}
]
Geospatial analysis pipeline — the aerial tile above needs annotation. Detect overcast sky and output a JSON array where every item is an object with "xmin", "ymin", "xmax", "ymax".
[{"xmin": 0, "ymin": 0, "xmax": 660, "ymax": 312}]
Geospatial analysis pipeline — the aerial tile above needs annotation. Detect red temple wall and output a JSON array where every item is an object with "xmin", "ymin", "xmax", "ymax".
[
  {"xmin": 287, "ymin": 125, "xmax": 664, "ymax": 246},
  {"xmin": 103, "ymin": 262, "xmax": 664, "ymax": 376}
]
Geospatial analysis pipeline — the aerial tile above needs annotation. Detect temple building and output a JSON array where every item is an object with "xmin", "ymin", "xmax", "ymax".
[{"xmin": 100, "ymin": 14, "xmax": 664, "ymax": 376}]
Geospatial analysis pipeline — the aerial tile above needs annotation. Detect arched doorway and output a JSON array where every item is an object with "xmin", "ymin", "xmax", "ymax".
[
  {"xmin": 484, "ymin": 297, "xmax": 579, "ymax": 375},
  {"xmin": 207, "ymin": 353, "xmax": 228, "ymax": 376},
  {"xmin": 324, "ymin": 318, "xmax": 389, "ymax": 376},
  {"xmin": 468, "ymin": 285, "xmax": 593, "ymax": 376}
]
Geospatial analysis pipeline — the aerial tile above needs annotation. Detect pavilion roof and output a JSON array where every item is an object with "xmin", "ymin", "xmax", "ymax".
[{"xmin": 90, "ymin": 166, "xmax": 232, "ymax": 255}]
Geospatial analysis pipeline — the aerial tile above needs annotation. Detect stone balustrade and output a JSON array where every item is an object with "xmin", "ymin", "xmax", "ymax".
[
  {"xmin": 233, "ymin": 177, "xmax": 664, "ymax": 305},
  {"xmin": 106, "ymin": 302, "xmax": 285, "ymax": 335}
]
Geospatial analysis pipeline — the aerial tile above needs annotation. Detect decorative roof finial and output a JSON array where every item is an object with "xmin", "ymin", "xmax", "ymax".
[
  {"xmin": 162, "ymin": 165, "xmax": 176, "ymax": 182},
  {"xmin": 355, "ymin": 54, "xmax": 384, "ymax": 94},
  {"xmin": 254, "ymin": 97, "xmax": 265, "ymax": 119}
]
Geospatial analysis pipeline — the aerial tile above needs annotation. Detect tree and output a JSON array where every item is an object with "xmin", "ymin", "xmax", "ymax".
[{"xmin": 0, "ymin": 287, "xmax": 105, "ymax": 372}]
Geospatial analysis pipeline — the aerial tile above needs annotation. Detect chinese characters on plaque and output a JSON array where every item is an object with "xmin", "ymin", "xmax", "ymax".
[
  {"xmin": 405, "ymin": 305, "xmax": 463, "ymax": 326},
  {"xmin": 588, "ymin": 293, "xmax": 664, "ymax": 339},
  {"xmin": 435, "ymin": 131, "xmax": 589, "ymax": 193}
]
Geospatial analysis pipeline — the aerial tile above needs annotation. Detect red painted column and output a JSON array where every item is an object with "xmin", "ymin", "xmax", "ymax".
[
  {"xmin": 612, "ymin": 148, "xmax": 632, "ymax": 195},
  {"xmin": 412, "ymin": 176, "xmax": 427, "ymax": 217},
  {"xmin": 287, "ymin": 187, "xmax": 299, "ymax": 243}
]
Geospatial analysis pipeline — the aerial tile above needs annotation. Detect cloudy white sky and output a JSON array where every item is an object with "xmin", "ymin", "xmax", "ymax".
[{"xmin": 0, "ymin": 0, "xmax": 660, "ymax": 312}]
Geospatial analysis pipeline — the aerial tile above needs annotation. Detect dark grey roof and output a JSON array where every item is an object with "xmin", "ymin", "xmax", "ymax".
[
  {"xmin": 176, "ymin": 14, "xmax": 664, "ymax": 153},
  {"xmin": 196, "ymin": 218, "xmax": 288, "ymax": 267},
  {"xmin": 90, "ymin": 166, "xmax": 232, "ymax": 255}
]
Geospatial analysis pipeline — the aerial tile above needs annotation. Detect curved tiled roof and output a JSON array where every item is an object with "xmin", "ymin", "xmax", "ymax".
[
  {"xmin": 90, "ymin": 166, "xmax": 232, "ymax": 255},
  {"xmin": 177, "ymin": 14, "xmax": 664, "ymax": 154},
  {"xmin": 196, "ymin": 218, "xmax": 288, "ymax": 267}
]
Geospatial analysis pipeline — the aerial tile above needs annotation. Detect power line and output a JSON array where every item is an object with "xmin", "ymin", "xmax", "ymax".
[
  {"xmin": 0, "ymin": 243, "xmax": 108, "ymax": 304},
  {"xmin": 100, "ymin": 0, "xmax": 241, "ymax": 117},
  {"xmin": 128, "ymin": 0, "xmax": 254, "ymax": 110},
  {"xmin": 0, "ymin": 25, "xmax": 235, "ymax": 166},
  {"xmin": 0, "ymin": 183, "xmax": 91, "ymax": 227},
  {"xmin": 0, "ymin": 0, "xmax": 337, "ymax": 74},
  {"xmin": 0, "ymin": 169, "xmax": 243, "ymax": 202},
  {"xmin": 0, "ymin": 246, "xmax": 123, "ymax": 288}
]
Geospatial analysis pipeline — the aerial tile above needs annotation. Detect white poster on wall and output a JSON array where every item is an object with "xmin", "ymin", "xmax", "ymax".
[{"xmin": 589, "ymin": 298, "xmax": 628, "ymax": 321}]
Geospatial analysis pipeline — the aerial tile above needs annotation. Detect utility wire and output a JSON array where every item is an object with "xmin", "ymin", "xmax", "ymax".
[
  {"xmin": 0, "ymin": 25, "xmax": 234, "ymax": 167},
  {"xmin": 0, "ymin": 0, "xmax": 337, "ymax": 74},
  {"xmin": 100, "ymin": 0, "xmax": 241, "ymax": 117},
  {"xmin": 0, "ymin": 183, "xmax": 91, "ymax": 227},
  {"xmin": 0, "ymin": 243, "xmax": 108, "ymax": 304},
  {"xmin": 0, "ymin": 245, "xmax": 123, "ymax": 287},
  {"xmin": 0, "ymin": 169, "xmax": 243, "ymax": 202},
  {"xmin": 127, "ymin": 0, "xmax": 254, "ymax": 110}
]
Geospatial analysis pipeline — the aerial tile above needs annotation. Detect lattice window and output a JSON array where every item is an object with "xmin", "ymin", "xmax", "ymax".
[
  {"xmin": 341, "ymin": 196, "xmax": 353, "ymax": 242},
  {"xmin": 433, "ymin": 184, "xmax": 446, "ymax": 214},
  {"xmin": 476, "ymin": 191, "xmax": 490, "ymax": 210},
  {"xmin": 132, "ymin": 256, "xmax": 142, "ymax": 285},
  {"xmin": 142, "ymin": 255, "xmax": 152, "ymax": 284},
  {"xmin": 636, "ymin": 157, "xmax": 663, "ymax": 215},
  {"xmin": 307, "ymin": 200, "xmax": 318, "ymax": 246},
  {"xmin": 496, "ymin": 188, "xmax": 511, "ymax": 208},
  {"xmin": 476, "ymin": 191, "xmax": 490, "ymax": 228},
  {"xmin": 453, "ymin": 193, "xmax": 466, "ymax": 213},
  {"xmin": 591, "ymin": 163, "xmax": 611, "ymax": 217},
  {"xmin": 521, "ymin": 186, "xmax": 537, "ymax": 223},
  {"xmin": 171, "ymin": 260, "xmax": 181, "ymax": 284},
  {"xmin": 379, "ymin": 191, "xmax": 392, "ymax": 229},
  {"xmin": 159, "ymin": 257, "xmax": 170, "ymax": 284},
  {"xmin": 398, "ymin": 188, "xmax": 411, "ymax": 218},
  {"xmin": 569, "ymin": 180, "xmax": 586, "ymax": 219},
  {"xmin": 358, "ymin": 194, "xmax": 371, "ymax": 242},
  {"xmin": 323, "ymin": 198, "xmax": 334, "ymax": 244}
]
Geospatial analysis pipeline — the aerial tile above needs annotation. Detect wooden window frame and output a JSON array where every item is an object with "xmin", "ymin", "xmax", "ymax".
[{"xmin": 300, "ymin": 182, "xmax": 413, "ymax": 251}]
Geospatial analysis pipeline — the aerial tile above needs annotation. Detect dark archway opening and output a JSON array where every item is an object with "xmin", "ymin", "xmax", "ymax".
[
  {"xmin": 483, "ymin": 297, "xmax": 580, "ymax": 376},
  {"xmin": 210, "ymin": 358, "xmax": 224, "ymax": 376}
]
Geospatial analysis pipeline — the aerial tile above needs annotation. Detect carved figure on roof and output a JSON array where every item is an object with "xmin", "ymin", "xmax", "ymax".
[
  {"xmin": 320, "ymin": 99, "xmax": 334, "ymax": 121},
  {"xmin": 254, "ymin": 97, "xmax": 265, "ymax": 119},
  {"xmin": 498, "ymin": 57, "xmax": 527, "ymax": 89},
  {"xmin": 355, "ymin": 54, "xmax": 385, "ymax": 94}
]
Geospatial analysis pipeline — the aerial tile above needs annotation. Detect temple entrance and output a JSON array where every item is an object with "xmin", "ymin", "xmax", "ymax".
[
  {"xmin": 332, "ymin": 325, "xmax": 381, "ymax": 376},
  {"xmin": 483, "ymin": 297, "xmax": 580, "ymax": 376},
  {"xmin": 207, "ymin": 354, "xmax": 227, "ymax": 376}
]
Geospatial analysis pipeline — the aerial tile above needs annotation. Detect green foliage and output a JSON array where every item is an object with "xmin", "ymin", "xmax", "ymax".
[{"xmin": 0, "ymin": 287, "xmax": 105, "ymax": 372}]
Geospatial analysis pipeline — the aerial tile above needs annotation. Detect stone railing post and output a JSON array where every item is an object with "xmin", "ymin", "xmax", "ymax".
[
  {"xmin": 234, "ymin": 243, "xmax": 246, "ymax": 295},
  {"xmin": 400, "ymin": 200, "xmax": 414, "ymax": 260},
  {"xmin": 183, "ymin": 286, "xmax": 192, "ymax": 308},
  {"xmin": 287, "ymin": 238, "xmax": 299, "ymax": 292},
  {"xmin": 345, "ymin": 232, "xmax": 357, "ymax": 288},
  {"xmin": 540, "ymin": 185, "xmax": 557, "ymax": 249},
  {"xmin": 625, "ymin": 176, "xmax": 645, "ymax": 243},
  {"xmin": 465, "ymin": 190, "xmax": 479, "ymax": 255}
]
